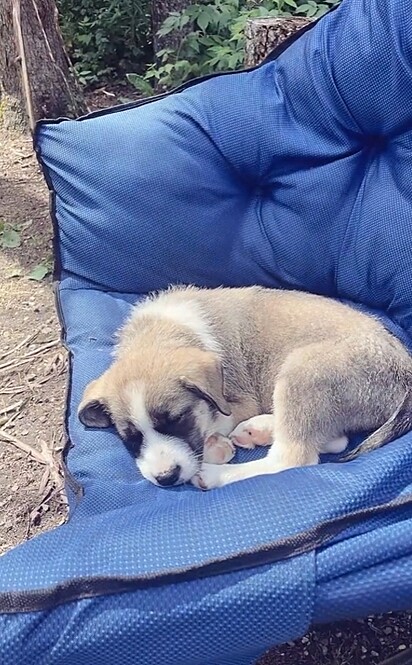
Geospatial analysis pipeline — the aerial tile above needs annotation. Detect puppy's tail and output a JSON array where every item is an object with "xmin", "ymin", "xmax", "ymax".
[{"xmin": 342, "ymin": 389, "xmax": 412, "ymax": 462}]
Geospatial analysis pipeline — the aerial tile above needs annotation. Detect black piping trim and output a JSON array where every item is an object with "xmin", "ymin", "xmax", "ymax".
[
  {"xmin": 1, "ymin": 491, "xmax": 412, "ymax": 614},
  {"xmin": 32, "ymin": 150, "xmax": 84, "ymax": 500}
]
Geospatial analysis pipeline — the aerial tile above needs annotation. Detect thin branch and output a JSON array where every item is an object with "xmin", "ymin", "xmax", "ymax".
[
  {"xmin": 0, "ymin": 428, "xmax": 47, "ymax": 465},
  {"xmin": 0, "ymin": 329, "xmax": 40, "ymax": 360},
  {"xmin": 12, "ymin": 0, "xmax": 35, "ymax": 130}
]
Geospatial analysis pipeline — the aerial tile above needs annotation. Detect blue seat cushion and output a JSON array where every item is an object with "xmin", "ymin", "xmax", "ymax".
[{"xmin": 2, "ymin": 0, "xmax": 412, "ymax": 663}]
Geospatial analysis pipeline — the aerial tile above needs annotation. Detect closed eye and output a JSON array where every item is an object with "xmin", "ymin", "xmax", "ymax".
[
  {"xmin": 153, "ymin": 410, "xmax": 190, "ymax": 436},
  {"xmin": 121, "ymin": 422, "xmax": 143, "ymax": 457},
  {"xmin": 169, "ymin": 413, "xmax": 185, "ymax": 424}
]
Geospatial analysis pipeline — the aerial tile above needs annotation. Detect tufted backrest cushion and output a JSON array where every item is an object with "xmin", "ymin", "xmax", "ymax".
[{"xmin": 35, "ymin": 0, "xmax": 412, "ymax": 335}]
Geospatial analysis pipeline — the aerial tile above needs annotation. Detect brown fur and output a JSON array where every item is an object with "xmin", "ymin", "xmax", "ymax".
[{"xmin": 79, "ymin": 347, "xmax": 228, "ymax": 434}]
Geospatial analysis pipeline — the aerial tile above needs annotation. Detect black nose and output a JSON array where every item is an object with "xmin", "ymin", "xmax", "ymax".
[{"xmin": 155, "ymin": 465, "xmax": 182, "ymax": 487}]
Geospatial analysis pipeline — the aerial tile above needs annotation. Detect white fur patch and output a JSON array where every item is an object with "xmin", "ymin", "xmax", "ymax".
[
  {"xmin": 321, "ymin": 436, "xmax": 348, "ymax": 454},
  {"xmin": 128, "ymin": 293, "xmax": 221, "ymax": 354},
  {"xmin": 126, "ymin": 383, "xmax": 151, "ymax": 431},
  {"xmin": 138, "ymin": 434, "xmax": 198, "ymax": 486},
  {"xmin": 192, "ymin": 458, "xmax": 280, "ymax": 490},
  {"xmin": 125, "ymin": 381, "xmax": 200, "ymax": 485}
]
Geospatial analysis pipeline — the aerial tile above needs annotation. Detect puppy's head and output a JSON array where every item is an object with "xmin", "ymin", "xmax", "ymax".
[{"xmin": 78, "ymin": 347, "xmax": 231, "ymax": 486}]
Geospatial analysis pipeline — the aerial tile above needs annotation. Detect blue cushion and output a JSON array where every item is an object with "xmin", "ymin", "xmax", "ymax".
[{"xmin": 2, "ymin": 0, "xmax": 412, "ymax": 663}]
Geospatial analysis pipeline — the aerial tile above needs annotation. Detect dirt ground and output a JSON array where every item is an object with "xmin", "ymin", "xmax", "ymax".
[
  {"xmin": 0, "ymin": 129, "xmax": 67, "ymax": 553},
  {"xmin": 0, "ymin": 91, "xmax": 411, "ymax": 663}
]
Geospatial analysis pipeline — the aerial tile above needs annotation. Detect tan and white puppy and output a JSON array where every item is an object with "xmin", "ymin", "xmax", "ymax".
[{"xmin": 78, "ymin": 286, "xmax": 412, "ymax": 489}]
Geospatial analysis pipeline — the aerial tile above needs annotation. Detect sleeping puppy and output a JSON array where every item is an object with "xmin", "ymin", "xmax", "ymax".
[{"xmin": 78, "ymin": 286, "xmax": 412, "ymax": 489}]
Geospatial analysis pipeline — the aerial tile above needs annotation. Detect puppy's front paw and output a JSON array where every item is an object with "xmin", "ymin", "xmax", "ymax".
[
  {"xmin": 230, "ymin": 414, "xmax": 274, "ymax": 449},
  {"xmin": 192, "ymin": 464, "xmax": 227, "ymax": 490},
  {"xmin": 204, "ymin": 434, "xmax": 235, "ymax": 464}
]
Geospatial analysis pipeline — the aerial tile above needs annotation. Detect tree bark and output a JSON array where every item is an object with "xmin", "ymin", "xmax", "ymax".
[
  {"xmin": 0, "ymin": 0, "xmax": 86, "ymax": 131},
  {"xmin": 244, "ymin": 16, "xmax": 313, "ymax": 68},
  {"xmin": 151, "ymin": 0, "xmax": 192, "ymax": 56}
]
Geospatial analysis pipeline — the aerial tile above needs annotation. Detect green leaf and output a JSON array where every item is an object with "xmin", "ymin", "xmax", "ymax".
[
  {"xmin": 294, "ymin": 4, "xmax": 312, "ymax": 13},
  {"xmin": 27, "ymin": 264, "xmax": 50, "ymax": 281},
  {"xmin": 180, "ymin": 14, "xmax": 190, "ymax": 28},
  {"xmin": 126, "ymin": 73, "xmax": 153, "ymax": 96},
  {"xmin": 228, "ymin": 53, "xmax": 241, "ymax": 69},
  {"xmin": 189, "ymin": 39, "xmax": 201, "ymax": 54},
  {"xmin": 158, "ymin": 15, "xmax": 181, "ymax": 35},
  {"xmin": 156, "ymin": 48, "xmax": 173, "ymax": 59},
  {"xmin": 283, "ymin": 0, "xmax": 298, "ymax": 7},
  {"xmin": 315, "ymin": 5, "xmax": 331, "ymax": 16},
  {"xmin": 197, "ymin": 11, "xmax": 210, "ymax": 31},
  {"xmin": 207, "ymin": 56, "xmax": 221, "ymax": 67},
  {"xmin": 197, "ymin": 34, "xmax": 214, "ymax": 46},
  {"xmin": 185, "ymin": 5, "xmax": 202, "ymax": 20},
  {"xmin": 1, "ymin": 227, "xmax": 21, "ymax": 248}
]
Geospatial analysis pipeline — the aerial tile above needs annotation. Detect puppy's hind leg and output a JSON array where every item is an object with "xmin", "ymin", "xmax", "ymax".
[
  {"xmin": 194, "ymin": 340, "xmax": 373, "ymax": 490},
  {"xmin": 270, "ymin": 345, "xmax": 349, "ymax": 472}
]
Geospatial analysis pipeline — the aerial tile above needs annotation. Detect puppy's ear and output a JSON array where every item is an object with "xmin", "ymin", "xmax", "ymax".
[
  {"xmin": 181, "ymin": 352, "xmax": 231, "ymax": 416},
  {"xmin": 78, "ymin": 376, "xmax": 113, "ymax": 428}
]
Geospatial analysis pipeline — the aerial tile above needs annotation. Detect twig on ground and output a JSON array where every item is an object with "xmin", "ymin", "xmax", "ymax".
[
  {"xmin": 25, "ymin": 510, "xmax": 31, "ymax": 540},
  {"xmin": 29, "ymin": 434, "xmax": 67, "ymax": 530},
  {"xmin": 0, "ymin": 427, "xmax": 47, "ymax": 465},
  {"xmin": 0, "ymin": 339, "xmax": 59, "ymax": 374},
  {"xmin": 0, "ymin": 400, "xmax": 25, "ymax": 417},
  {"xmin": 39, "ymin": 438, "xmax": 64, "ymax": 493},
  {"xmin": 23, "ymin": 339, "xmax": 60, "ymax": 358},
  {"xmin": 0, "ymin": 323, "xmax": 68, "ymax": 535},
  {"xmin": 10, "ymin": 148, "xmax": 32, "ymax": 160},
  {"xmin": 30, "ymin": 485, "xmax": 66, "ymax": 528},
  {"xmin": 0, "ymin": 398, "xmax": 28, "ymax": 428},
  {"xmin": 38, "ymin": 466, "xmax": 50, "ymax": 496},
  {"xmin": 0, "ymin": 358, "xmax": 32, "ymax": 374},
  {"xmin": 95, "ymin": 87, "xmax": 116, "ymax": 97},
  {"xmin": 0, "ymin": 329, "xmax": 40, "ymax": 360},
  {"xmin": 0, "ymin": 386, "xmax": 26, "ymax": 396}
]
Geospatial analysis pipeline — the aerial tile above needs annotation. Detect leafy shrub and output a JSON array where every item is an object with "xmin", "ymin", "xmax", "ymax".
[
  {"xmin": 129, "ymin": 0, "xmax": 340, "ymax": 93},
  {"xmin": 57, "ymin": 0, "xmax": 151, "ymax": 85}
]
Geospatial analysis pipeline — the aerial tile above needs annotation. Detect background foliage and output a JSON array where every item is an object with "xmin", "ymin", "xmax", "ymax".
[
  {"xmin": 57, "ymin": 0, "xmax": 151, "ymax": 85},
  {"xmin": 58, "ymin": 0, "xmax": 341, "ymax": 90},
  {"xmin": 145, "ymin": 0, "xmax": 340, "ymax": 89}
]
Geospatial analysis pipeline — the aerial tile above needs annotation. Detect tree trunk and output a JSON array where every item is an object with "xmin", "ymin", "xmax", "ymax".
[
  {"xmin": 151, "ymin": 0, "xmax": 192, "ymax": 56},
  {"xmin": 244, "ymin": 16, "xmax": 313, "ymax": 68},
  {"xmin": 0, "ymin": 0, "xmax": 86, "ymax": 131}
]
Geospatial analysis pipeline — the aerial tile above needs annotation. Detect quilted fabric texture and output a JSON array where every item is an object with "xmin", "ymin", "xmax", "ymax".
[{"xmin": 1, "ymin": 0, "xmax": 412, "ymax": 663}]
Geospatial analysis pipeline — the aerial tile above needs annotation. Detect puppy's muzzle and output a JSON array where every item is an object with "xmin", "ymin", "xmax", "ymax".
[{"xmin": 155, "ymin": 464, "xmax": 182, "ymax": 487}]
